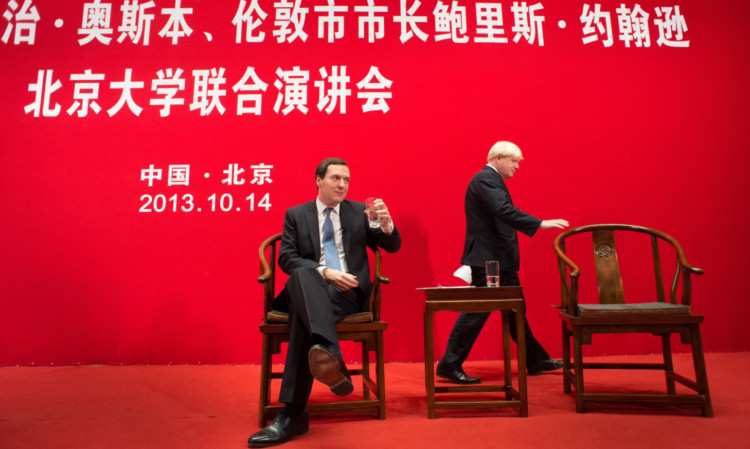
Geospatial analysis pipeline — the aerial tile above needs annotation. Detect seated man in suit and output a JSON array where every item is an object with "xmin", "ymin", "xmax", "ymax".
[
  {"xmin": 437, "ymin": 141, "xmax": 569, "ymax": 384},
  {"xmin": 248, "ymin": 158, "xmax": 401, "ymax": 448}
]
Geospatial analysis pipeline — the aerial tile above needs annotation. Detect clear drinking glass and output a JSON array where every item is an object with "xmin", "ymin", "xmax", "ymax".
[
  {"xmin": 365, "ymin": 197, "xmax": 380, "ymax": 228},
  {"xmin": 485, "ymin": 260, "xmax": 500, "ymax": 287}
]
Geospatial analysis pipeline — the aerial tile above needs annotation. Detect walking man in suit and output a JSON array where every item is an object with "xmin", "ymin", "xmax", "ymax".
[
  {"xmin": 248, "ymin": 158, "xmax": 401, "ymax": 447},
  {"xmin": 436, "ymin": 141, "xmax": 569, "ymax": 385}
]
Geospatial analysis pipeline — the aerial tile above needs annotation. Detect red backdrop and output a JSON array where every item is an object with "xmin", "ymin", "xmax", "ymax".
[{"xmin": 1, "ymin": 0, "xmax": 749, "ymax": 366}]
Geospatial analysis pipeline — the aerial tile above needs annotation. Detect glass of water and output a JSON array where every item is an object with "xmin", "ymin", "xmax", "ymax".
[
  {"xmin": 365, "ymin": 197, "xmax": 380, "ymax": 228},
  {"xmin": 485, "ymin": 260, "xmax": 500, "ymax": 287}
]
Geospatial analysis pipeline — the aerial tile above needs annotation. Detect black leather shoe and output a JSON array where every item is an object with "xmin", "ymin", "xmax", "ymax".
[
  {"xmin": 528, "ymin": 359, "xmax": 563, "ymax": 376},
  {"xmin": 248, "ymin": 410, "xmax": 309, "ymax": 447},
  {"xmin": 308, "ymin": 344, "xmax": 353, "ymax": 396},
  {"xmin": 436, "ymin": 362, "xmax": 481, "ymax": 384}
]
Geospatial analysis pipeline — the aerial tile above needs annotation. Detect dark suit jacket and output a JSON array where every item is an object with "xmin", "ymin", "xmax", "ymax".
[
  {"xmin": 461, "ymin": 166, "xmax": 541, "ymax": 272},
  {"xmin": 277, "ymin": 199, "xmax": 401, "ymax": 306}
]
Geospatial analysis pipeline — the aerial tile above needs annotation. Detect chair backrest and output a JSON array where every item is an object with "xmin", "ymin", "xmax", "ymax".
[
  {"xmin": 553, "ymin": 224, "xmax": 704, "ymax": 315},
  {"xmin": 257, "ymin": 233, "xmax": 388, "ymax": 321}
]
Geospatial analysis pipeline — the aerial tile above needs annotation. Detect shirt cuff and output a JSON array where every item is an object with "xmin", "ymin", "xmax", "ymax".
[{"xmin": 381, "ymin": 220, "xmax": 394, "ymax": 234}]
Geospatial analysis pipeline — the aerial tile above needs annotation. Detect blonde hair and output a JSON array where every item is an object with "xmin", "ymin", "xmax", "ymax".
[{"xmin": 487, "ymin": 141, "xmax": 522, "ymax": 162}]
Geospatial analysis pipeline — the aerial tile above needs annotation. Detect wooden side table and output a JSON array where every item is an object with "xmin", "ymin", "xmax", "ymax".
[{"xmin": 421, "ymin": 286, "xmax": 528, "ymax": 418}]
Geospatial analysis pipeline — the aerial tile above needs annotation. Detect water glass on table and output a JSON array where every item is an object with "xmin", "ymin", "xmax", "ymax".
[
  {"xmin": 485, "ymin": 260, "xmax": 500, "ymax": 287},
  {"xmin": 365, "ymin": 197, "xmax": 380, "ymax": 228}
]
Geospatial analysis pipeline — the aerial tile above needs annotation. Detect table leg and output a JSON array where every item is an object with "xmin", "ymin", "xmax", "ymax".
[
  {"xmin": 424, "ymin": 307, "xmax": 436, "ymax": 419},
  {"xmin": 502, "ymin": 310, "xmax": 512, "ymax": 399},
  {"xmin": 515, "ymin": 305, "xmax": 528, "ymax": 417}
]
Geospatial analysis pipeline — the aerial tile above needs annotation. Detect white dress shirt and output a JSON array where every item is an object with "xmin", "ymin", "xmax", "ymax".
[{"xmin": 316, "ymin": 199, "xmax": 349, "ymax": 274}]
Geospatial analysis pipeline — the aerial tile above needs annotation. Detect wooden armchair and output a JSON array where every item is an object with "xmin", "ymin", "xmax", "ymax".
[
  {"xmin": 256, "ymin": 233, "xmax": 390, "ymax": 427},
  {"xmin": 553, "ymin": 224, "xmax": 712, "ymax": 416}
]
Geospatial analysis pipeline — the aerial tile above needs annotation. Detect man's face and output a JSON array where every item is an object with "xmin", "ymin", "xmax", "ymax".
[
  {"xmin": 495, "ymin": 156, "xmax": 522, "ymax": 180},
  {"xmin": 316, "ymin": 164, "xmax": 350, "ymax": 206}
]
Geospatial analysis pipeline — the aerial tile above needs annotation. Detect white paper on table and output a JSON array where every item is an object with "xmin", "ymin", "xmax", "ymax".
[{"xmin": 452, "ymin": 265, "xmax": 472, "ymax": 284}]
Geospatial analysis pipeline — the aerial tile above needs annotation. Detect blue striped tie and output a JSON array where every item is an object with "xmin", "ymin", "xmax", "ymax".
[{"xmin": 323, "ymin": 207, "xmax": 341, "ymax": 271}]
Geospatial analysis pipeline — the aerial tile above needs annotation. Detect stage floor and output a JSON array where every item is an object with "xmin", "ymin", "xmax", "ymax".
[{"xmin": 1, "ymin": 352, "xmax": 748, "ymax": 449}]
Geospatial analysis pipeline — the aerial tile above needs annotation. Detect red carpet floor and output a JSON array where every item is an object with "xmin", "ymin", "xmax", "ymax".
[{"xmin": 1, "ymin": 352, "xmax": 748, "ymax": 449}]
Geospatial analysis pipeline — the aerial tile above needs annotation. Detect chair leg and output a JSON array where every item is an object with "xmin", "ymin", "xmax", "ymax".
[
  {"xmin": 258, "ymin": 334, "xmax": 274, "ymax": 428},
  {"xmin": 660, "ymin": 333, "xmax": 676, "ymax": 394},
  {"xmin": 573, "ymin": 328, "xmax": 585, "ymax": 413},
  {"xmin": 376, "ymin": 330, "xmax": 386, "ymax": 420},
  {"xmin": 562, "ymin": 322, "xmax": 572, "ymax": 394},
  {"xmin": 689, "ymin": 324, "xmax": 713, "ymax": 417},
  {"xmin": 362, "ymin": 338, "xmax": 371, "ymax": 400}
]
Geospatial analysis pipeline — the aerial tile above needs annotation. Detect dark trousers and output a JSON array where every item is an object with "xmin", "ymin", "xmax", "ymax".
[
  {"xmin": 439, "ymin": 267, "xmax": 551, "ymax": 370},
  {"xmin": 278, "ymin": 267, "xmax": 364, "ymax": 407}
]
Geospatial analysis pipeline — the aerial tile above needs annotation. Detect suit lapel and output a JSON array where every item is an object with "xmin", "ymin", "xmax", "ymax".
[
  {"xmin": 304, "ymin": 201, "xmax": 321, "ymax": 260},
  {"xmin": 501, "ymin": 177, "xmax": 513, "ymax": 205},
  {"xmin": 486, "ymin": 165, "xmax": 513, "ymax": 205},
  {"xmin": 339, "ymin": 200, "xmax": 353, "ymax": 258}
]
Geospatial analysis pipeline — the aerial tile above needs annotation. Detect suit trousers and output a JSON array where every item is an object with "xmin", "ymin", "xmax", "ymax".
[
  {"xmin": 439, "ymin": 267, "xmax": 551, "ymax": 370},
  {"xmin": 278, "ymin": 267, "xmax": 364, "ymax": 407}
]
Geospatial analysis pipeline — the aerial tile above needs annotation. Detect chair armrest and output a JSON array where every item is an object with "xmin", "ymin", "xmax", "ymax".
[
  {"xmin": 553, "ymin": 233, "xmax": 581, "ymax": 315},
  {"xmin": 258, "ymin": 234, "xmax": 282, "ymax": 284},
  {"xmin": 258, "ymin": 267, "xmax": 273, "ymax": 284},
  {"xmin": 647, "ymin": 228, "xmax": 704, "ymax": 276},
  {"xmin": 372, "ymin": 249, "xmax": 390, "ymax": 285},
  {"xmin": 553, "ymin": 241, "xmax": 581, "ymax": 279},
  {"xmin": 374, "ymin": 272, "xmax": 390, "ymax": 285}
]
